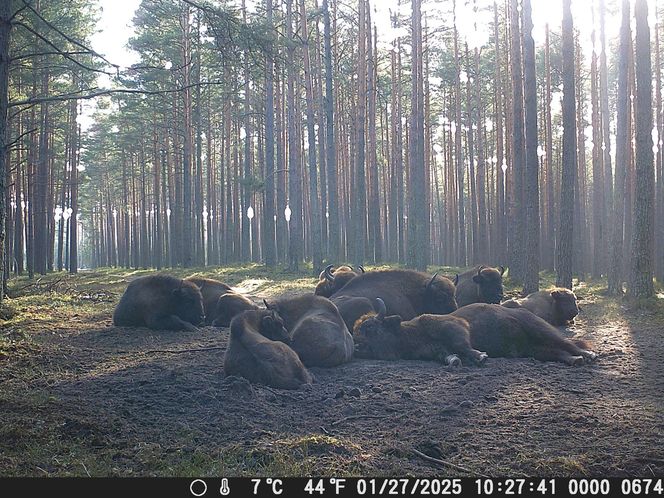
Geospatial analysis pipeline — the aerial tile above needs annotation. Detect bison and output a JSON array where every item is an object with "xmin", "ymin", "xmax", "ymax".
[
  {"xmin": 314, "ymin": 264, "xmax": 364, "ymax": 297},
  {"xmin": 502, "ymin": 288, "xmax": 580, "ymax": 326},
  {"xmin": 453, "ymin": 303, "xmax": 596, "ymax": 365},
  {"xmin": 224, "ymin": 309, "xmax": 313, "ymax": 390},
  {"xmin": 113, "ymin": 274, "xmax": 205, "ymax": 331},
  {"xmin": 212, "ymin": 291, "xmax": 260, "ymax": 327},
  {"xmin": 265, "ymin": 294, "xmax": 354, "ymax": 367},
  {"xmin": 353, "ymin": 298, "xmax": 488, "ymax": 366},
  {"xmin": 454, "ymin": 265, "xmax": 506, "ymax": 307},
  {"xmin": 184, "ymin": 276, "xmax": 233, "ymax": 324},
  {"xmin": 330, "ymin": 269, "xmax": 458, "ymax": 331}
]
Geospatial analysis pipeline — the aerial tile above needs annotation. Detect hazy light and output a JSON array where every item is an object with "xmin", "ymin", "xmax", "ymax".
[
  {"xmin": 284, "ymin": 205, "xmax": 291, "ymax": 222},
  {"xmin": 247, "ymin": 206, "xmax": 254, "ymax": 220}
]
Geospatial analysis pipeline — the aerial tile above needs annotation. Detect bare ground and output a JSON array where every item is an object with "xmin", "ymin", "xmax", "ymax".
[{"xmin": 1, "ymin": 268, "xmax": 663, "ymax": 477}]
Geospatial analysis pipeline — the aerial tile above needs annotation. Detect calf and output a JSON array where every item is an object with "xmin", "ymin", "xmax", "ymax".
[
  {"xmin": 113, "ymin": 274, "xmax": 205, "ymax": 331},
  {"xmin": 502, "ymin": 288, "xmax": 579, "ymax": 326},
  {"xmin": 224, "ymin": 309, "xmax": 312, "ymax": 390}
]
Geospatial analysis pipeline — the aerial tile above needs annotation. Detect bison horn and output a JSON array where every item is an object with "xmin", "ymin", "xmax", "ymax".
[
  {"xmin": 453, "ymin": 274, "xmax": 459, "ymax": 286},
  {"xmin": 374, "ymin": 298, "xmax": 387, "ymax": 321},
  {"xmin": 426, "ymin": 272, "xmax": 439, "ymax": 291},
  {"xmin": 324, "ymin": 264, "xmax": 335, "ymax": 282},
  {"xmin": 477, "ymin": 265, "xmax": 486, "ymax": 275},
  {"xmin": 358, "ymin": 265, "xmax": 365, "ymax": 273},
  {"xmin": 263, "ymin": 299, "xmax": 271, "ymax": 310},
  {"xmin": 499, "ymin": 265, "xmax": 505, "ymax": 276}
]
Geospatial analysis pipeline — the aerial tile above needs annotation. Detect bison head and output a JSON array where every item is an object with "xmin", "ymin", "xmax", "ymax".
[
  {"xmin": 172, "ymin": 282, "xmax": 205, "ymax": 326},
  {"xmin": 424, "ymin": 272, "xmax": 458, "ymax": 314},
  {"xmin": 551, "ymin": 288, "xmax": 579, "ymax": 323},
  {"xmin": 259, "ymin": 309, "xmax": 291, "ymax": 345},
  {"xmin": 472, "ymin": 265, "xmax": 506, "ymax": 304},
  {"xmin": 352, "ymin": 298, "xmax": 403, "ymax": 359},
  {"xmin": 314, "ymin": 264, "xmax": 362, "ymax": 297}
]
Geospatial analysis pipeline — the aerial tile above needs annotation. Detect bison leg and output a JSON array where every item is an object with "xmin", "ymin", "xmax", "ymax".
[
  {"xmin": 531, "ymin": 346, "xmax": 585, "ymax": 366},
  {"xmin": 469, "ymin": 349, "xmax": 488, "ymax": 365},
  {"xmin": 444, "ymin": 354, "xmax": 462, "ymax": 367},
  {"xmin": 147, "ymin": 314, "xmax": 199, "ymax": 332}
]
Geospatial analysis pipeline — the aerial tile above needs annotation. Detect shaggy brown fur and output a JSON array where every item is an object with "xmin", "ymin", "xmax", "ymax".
[
  {"xmin": 454, "ymin": 265, "xmax": 506, "ymax": 307},
  {"xmin": 212, "ymin": 292, "xmax": 260, "ymax": 327},
  {"xmin": 113, "ymin": 274, "xmax": 205, "ymax": 331},
  {"xmin": 224, "ymin": 309, "xmax": 312, "ymax": 390},
  {"xmin": 453, "ymin": 303, "xmax": 596, "ymax": 365},
  {"xmin": 266, "ymin": 294, "xmax": 354, "ymax": 367},
  {"xmin": 314, "ymin": 265, "xmax": 363, "ymax": 297},
  {"xmin": 184, "ymin": 276, "xmax": 233, "ymax": 324},
  {"xmin": 502, "ymin": 288, "xmax": 579, "ymax": 326},
  {"xmin": 353, "ymin": 306, "xmax": 487, "ymax": 366},
  {"xmin": 330, "ymin": 269, "xmax": 458, "ymax": 331}
]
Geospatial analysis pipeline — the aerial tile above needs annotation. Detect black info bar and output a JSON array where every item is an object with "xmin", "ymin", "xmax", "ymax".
[{"xmin": 1, "ymin": 477, "xmax": 663, "ymax": 497}]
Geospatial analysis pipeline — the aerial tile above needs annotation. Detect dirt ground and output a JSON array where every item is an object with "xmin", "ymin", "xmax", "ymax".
[{"xmin": 1, "ymin": 267, "xmax": 663, "ymax": 477}]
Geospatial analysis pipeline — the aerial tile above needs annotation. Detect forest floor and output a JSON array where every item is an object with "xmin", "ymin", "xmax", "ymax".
[{"xmin": 1, "ymin": 265, "xmax": 663, "ymax": 477}]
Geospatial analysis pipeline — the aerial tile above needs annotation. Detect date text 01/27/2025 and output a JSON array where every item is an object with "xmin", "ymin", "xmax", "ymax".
[{"xmin": 240, "ymin": 478, "xmax": 664, "ymax": 496}]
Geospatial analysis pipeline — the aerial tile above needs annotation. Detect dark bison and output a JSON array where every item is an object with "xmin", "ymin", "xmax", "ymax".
[
  {"xmin": 353, "ymin": 298, "xmax": 488, "ymax": 366},
  {"xmin": 184, "ymin": 276, "xmax": 232, "ymax": 324},
  {"xmin": 113, "ymin": 274, "xmax": 205, "ymax": 331},
  {"xmin": 224, "ymin": 309, "xmax": 312, "ymax": 390},
  {"xmin": 265, "ymin": 294, "xmax": 354, "ymax": 367},
  {"xmin": 212, "ymin": 291, "xmax": 260, "ymax": 327},
  {"xmin": 502, "ymin": 288, "xmax": 580, "ymax": 326},
  {"xmin": 454, "ymin": 265, "xmax": 506, "ymax": 307},
  {"xmin": 314, "ymin": 264, "xmax": 364, "ymax": 297},
  {"xmin": 453, "ymin": 303, "xmax": 596, "ymax": 365},
  {"xmin": 330, "ymin": 269, "xmax": 458, "ymax": 331}
]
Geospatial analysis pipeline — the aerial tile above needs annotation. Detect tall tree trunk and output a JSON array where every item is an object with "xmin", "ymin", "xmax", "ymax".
[
  {"xmin": 608, "ymin": 0, "xmax": 631, "ymax": 295},
  {"xmin": 629, "ymin": 0, "xmax": 655, "ymax": 298},
  {"xmin": 556, "ymin": 0, "xmax": 577, "ymax": 289},
  {"xmin": 263, "ymin": 0, "xmax": 276, "ymax": 267}
]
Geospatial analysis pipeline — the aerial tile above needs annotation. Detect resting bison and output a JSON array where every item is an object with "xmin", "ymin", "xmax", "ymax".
[
  {"xmin": 454, "ymin": 265, "xmax": 505, "ymax": 307},
  {"xmin": 353, "ymin": 298, "xmax": 488, "ymax": 366},
  {"xmin": 224, "ymin": 309, "xmax": 312, "ymax": 390},
  {"xmin": 453, "ymin": 303, "xmax": 596, "ymax": 365},
  {"xmin": 330, "ymin": 269, "xmax": 457, "ymax": 331},
  {"xmin": 212, "ymin": 292, "xmax": 259, "ymax": 327},
  {"xmin": 265, "ymin": 294, "xmax": 354, "ymax": 367},
  {"xmin": 502, "ymin": 288, "xmax": 579, "ymax": 326},
  {"xmin": 314, "ymin": 264, "xmax": 364, "ymax": 297},
  {"xmin": 184, "ymin": 276, "xmax": 232, "ymax": 324},
  {"xmin": 113, "ymin": 274, "xmax": 205, "ymax": 331}
]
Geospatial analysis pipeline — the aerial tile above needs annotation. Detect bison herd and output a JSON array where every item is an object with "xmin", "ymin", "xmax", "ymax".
[{"xmin": 113, "ymin": 264, "xmax": 597, "ymax": 389}]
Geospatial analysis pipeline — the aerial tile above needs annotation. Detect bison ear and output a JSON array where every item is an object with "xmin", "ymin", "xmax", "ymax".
[
  {"xmin": 499, "ymin": 266, "xmax": 506, "ymax": 276},
  {"xmin": 261, "ymin": 314, "xmax": 274, "ymax": 327},
  {"xmin": 472, "ymin": 274, "xmax": 485, "ymax": 284},
  {"xmin": 551, "ymin": 290, "xmax": 563, "ymax": 299}
]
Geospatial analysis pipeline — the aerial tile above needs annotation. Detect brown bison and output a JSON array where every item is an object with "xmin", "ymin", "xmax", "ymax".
[
  {"xmin": 502, "ymin": 288, "xmax": 580, "ymax": 326},
  {"xmin": 224, "ymin": 309, "xmax": 313, "ymax": 390},
  {"xmin": 353, "ymin": 298, "xmax": 488, "ymax": 366},
  {"xmin": 212, "ymin": 291, "xmax": 260, "ymax": 327},
  {"xmin": 453, "ymin": 303, "xmax": 596, "ymax": 365},
  {"xmin": 454, "ymin": 265, "xmax": 506, "ymax": 307},
  {"xmin": 265, "ymin": 294, "xmax": 354, "ymax": 367},
  {"xmin": 330, "ymin": 269, "xmax": 458, "ymax": 331},
  {"xmin": 314, "ymin": 264, "xmax": 364, "ymax": 297},
  {"xmin": 184, "ymin": 276, "xmax": 233, "ymax": 324},
  {"xmin": 113, "ymin": 274, "xmax": 205, "ymax": 331}
]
